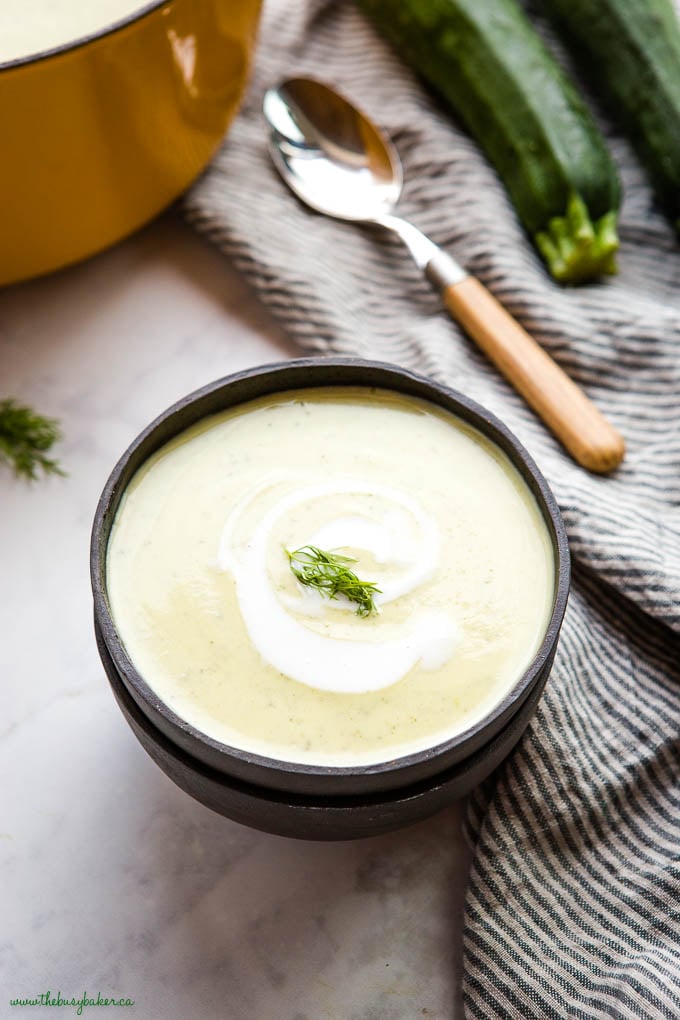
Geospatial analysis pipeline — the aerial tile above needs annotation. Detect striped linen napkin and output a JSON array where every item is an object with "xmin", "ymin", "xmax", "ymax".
[{"xmin": 184, "ymin": 1, "xmax": 680, "ymax": 1016}]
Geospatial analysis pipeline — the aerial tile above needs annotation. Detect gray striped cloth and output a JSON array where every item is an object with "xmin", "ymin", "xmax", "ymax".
[{"xmin": 184, "ymin": 1, "xmax": 680, "ymax": 1016}]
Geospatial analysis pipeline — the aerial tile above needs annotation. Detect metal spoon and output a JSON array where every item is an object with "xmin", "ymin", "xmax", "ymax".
[{"xmin": 263, "ymin": 77, "xmax": 625, "ymax": 473}]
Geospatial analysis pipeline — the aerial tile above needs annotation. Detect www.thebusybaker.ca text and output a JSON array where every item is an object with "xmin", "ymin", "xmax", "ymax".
[{"xmin": 9, "ymin": 991, "xmax": 134, "ymax": 1015}]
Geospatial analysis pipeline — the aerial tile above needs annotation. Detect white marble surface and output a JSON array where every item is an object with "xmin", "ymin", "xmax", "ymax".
[{"xmin": 0, "ymin": 213, "xmax": 470, "ymax": 1020}]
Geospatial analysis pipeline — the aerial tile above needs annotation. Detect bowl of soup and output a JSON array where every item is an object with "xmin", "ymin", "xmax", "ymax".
[
  {"xmin": 0, "ymin": 0, "xmax": 261, "ymax": 285},
  {"xmin": 91, "ymin": 358, "xmax": 570, "ymax": 835}
]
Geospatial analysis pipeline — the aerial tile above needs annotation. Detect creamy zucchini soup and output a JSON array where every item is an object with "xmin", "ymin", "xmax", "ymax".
[
  {"xmin": 0, "ymin": 1, "xmax": 148, "ymax": 63},
  {"xmin": 106, "ymin": 388, "xmax": 555, "ymax": 766}
]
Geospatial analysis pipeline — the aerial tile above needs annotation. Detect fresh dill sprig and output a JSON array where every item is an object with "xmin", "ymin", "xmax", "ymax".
[
  {"xmin": 0, "ymin": 399, "xmax": 64, "ymax": 480},
  {"xmin": 286, "ymin": 544, "xmax": 381, "ymax": 618}
]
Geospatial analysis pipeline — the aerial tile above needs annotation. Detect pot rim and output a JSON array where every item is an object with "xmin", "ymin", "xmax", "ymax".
[
  {"xmin": 91, "ymin": 357, "xmax": 570, "ymax": 791},
  {"xmin": 0, "ymin": 0, "xmax": 172, "ymax": 73}
]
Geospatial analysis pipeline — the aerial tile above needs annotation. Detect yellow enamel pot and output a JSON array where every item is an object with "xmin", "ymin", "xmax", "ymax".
[{"xmin": 0, "ymin": 0, "xmax": 261, "ymax": 286}]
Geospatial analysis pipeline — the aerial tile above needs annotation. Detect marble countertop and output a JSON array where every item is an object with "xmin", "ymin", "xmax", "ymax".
[{"xmin": 1, "ymin": 214, "xmax": 470, "ymax": 1020}]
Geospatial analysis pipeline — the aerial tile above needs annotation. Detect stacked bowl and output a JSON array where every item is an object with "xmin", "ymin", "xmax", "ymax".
[{"xmin": 91, "ymin": 359, "xmax": 570, "ymax": 840}]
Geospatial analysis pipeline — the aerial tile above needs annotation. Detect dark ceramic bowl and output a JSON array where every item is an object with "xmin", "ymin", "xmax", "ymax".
[
  {"xmin": 91, "ymin": 358, "xmax": 570, "ymax": 802},
  {"xmin": 96, "ymin": 618, "xmax": 550, "ymax": 840}
]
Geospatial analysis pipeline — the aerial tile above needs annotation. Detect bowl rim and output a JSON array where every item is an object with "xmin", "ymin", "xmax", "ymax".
[
  {"xmin": 91, "ymin": 357, "xmax": 570, "ymax": 792},
  {"xmin": 0, "ymin": 0, "xmax": 172, "ymax": 73}
]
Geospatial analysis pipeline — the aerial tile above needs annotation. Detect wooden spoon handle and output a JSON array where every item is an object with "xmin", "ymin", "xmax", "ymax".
[{"xmin": 443, "ymin": 276, "xmax": 625, "ymax": 473}]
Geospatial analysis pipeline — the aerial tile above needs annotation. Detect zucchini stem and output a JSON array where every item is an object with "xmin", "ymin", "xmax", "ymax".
[{"xmin": 535, "ymin": 193, "xmax": 619, "ymax": 284}]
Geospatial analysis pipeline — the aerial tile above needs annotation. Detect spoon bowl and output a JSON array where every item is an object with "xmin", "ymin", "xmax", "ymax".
[{"xmin": 263, "ymin": 77, "xmax": 402, "ymax": 222}]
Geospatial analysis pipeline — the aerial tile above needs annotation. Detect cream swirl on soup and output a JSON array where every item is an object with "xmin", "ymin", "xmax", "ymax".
[{"xmin": 218, "ymin": 477, "xmax": 459, "ymax": 694}]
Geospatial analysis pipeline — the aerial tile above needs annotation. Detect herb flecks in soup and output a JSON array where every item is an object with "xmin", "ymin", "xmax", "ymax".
[{"xmin": 106, "ymin": 388, "xmax": 555, "ymax": 766}]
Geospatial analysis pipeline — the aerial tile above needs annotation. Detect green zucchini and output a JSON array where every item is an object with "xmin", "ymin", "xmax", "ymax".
[
  {"xmin": 358, "ymin": 0, "xmax": 621, "ymax": 283},
  {"xmin": 538, "ymin": 0, "xmax": 680, "ymax": 230}
]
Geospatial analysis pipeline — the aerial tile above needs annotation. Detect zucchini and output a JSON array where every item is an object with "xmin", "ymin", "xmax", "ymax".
[
  {"xmin": 538, "ymin": 0, "xmax": 680, "ymax": 230},
  {"xmin": 358, "ymin": 0, "xmax": 621, "ymax": 283}
]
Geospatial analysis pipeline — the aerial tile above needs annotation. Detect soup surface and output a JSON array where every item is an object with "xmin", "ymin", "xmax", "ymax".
[
  {"xmin": 0, "ymin": 0, "xmax": 149, "ymax": 63},
  {"xmin": 107, "ymin": 388, "xmax": 555, "ymax": 765}
]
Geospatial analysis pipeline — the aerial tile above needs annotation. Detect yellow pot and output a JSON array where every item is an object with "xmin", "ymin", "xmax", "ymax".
[{"xmin": 0, "ymin": 0, "xmax": 262, "ymax": 286}]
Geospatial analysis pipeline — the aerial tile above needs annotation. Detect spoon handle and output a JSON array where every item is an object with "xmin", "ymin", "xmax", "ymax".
[{"xmin": 439, "ymin": 276, "xmax": 625, "ymax": 473}]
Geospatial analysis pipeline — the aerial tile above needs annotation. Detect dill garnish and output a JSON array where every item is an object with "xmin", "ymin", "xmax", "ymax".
[
  {"xmin": 0, "ymin": 399, "xmax": 64, "ymax": 480},
  {"xmin": 286, "ymin": 544, "xmax": 381, "ymax": 618}
]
